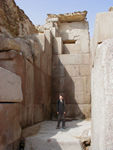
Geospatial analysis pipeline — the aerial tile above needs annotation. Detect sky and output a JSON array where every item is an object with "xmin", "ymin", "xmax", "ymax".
[{"xmin": 15, "ymin": 0, "xmax": 113, "ymax": 37}]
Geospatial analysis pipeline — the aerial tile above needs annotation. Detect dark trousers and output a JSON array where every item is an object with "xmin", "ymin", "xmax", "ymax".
[{"xmin": 57, "ymin": 113, "xmax": 65, "ymax": 127}]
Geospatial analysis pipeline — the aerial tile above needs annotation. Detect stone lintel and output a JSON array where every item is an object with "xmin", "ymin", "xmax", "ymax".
[{"xmin": 47, "ymin": 11, "xmax": 87, "ymax": 23}]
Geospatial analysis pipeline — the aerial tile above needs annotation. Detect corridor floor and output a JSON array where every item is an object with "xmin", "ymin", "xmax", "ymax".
[{"xmin": 24, "ymin": 120, "xmax": 91, "ymax": 150}]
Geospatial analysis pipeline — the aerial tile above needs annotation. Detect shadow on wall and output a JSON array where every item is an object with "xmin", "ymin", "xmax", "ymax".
[{"xmin": 51, "ymin": 58, "xmax": 86, "ymax": 120}]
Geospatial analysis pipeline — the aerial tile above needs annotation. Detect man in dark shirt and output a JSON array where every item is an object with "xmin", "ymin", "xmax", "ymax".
[{"xmin": 56, "ymin": 94, "xmax": 66, "ymax": 129}]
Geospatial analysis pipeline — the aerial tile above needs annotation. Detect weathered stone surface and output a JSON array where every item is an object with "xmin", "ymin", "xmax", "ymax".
[
  {"xmin": 51, "ymin": 11, "xmax": 90, "ymax": 120},
  {"xmin": 79, "ymin": 65, "xmax": 90, "ymax": 76},
  {"xmin": 55, "ymin": 54, "xmax": 90, "ymax": 66},
  {"xmin": 53, "ymin": 37, "xmax": 63, "ymax": 54},
  {"xmin": 24, "ymin": 59, "xmax": 34, "ymax": 125},
  {"xmin": 59, "ymin": 22, "xmax": 89, "ymax": 41},
  {"xmin": 36, "ymin": 33, "xmax": 45, "ymax": 51},
  {"xmin": 0, "ymin": 50, "xmax": 18, "ymax": 60},
  {"xmin": 74, "ymin": 77, "xmax": 87, "ymax": 94},
  {"xmin": 0, "ymin": 67, "xmax": 23, "ymax": 102},
  {"xmin": 0, "ymin": 0, "xmax": 38, "ymax": 37},
  {"xmin": 58, "ymin": 55, "xmax": 76, "ymax": 65},
  {"xmin": 52, "ymin": 65, "xmax": 65, "ymax": 77},
  {"xmin": 51, "ymin": 27, "xmax": 59, "ymax": 37},
  {"xmin": 91, "ymin": 39, "xmax": 113, "ymax": 150},
  {"xmin": 65, "ymin": 65, "xmax": 79, "ymax": 77},
  {"xmin": 82, "ymin": 54, "xmax": 90, "ymax": 65},
  {"xmin": 52, "ymin": 77, "xmax": 65, "ymax": 92},
  {"xmin": 66, "ymin": 104, "xmax": 91, "ymax": 119},
  {"xmin": 92, "ymin": 11, "xmax": 113, "ymax": 60},
  {"xmin": 46, "ymin": 17, "xmax": 59, "ymax": 22},
  {"xmin": 0, "ymin": 35, "xmax": 20, "ymax": 51},
  {"xmin": 47, "ymin": 11, "xmax": 87, "ymax": 23},
  {"xmin": 0, "ymin": 35, "xmax": 33, "ymax": 63},
  {"xmin": 0, "ymin": 31, "xmax": 52, "ymax": 132},
  {"xmin": 80, "ymin": 30, "xmax": 90, "ymax": 53},
  {"xmin": 0, "ymin": 103, "xmax": 21, "ymax": 148},
  {"xmin": 34, "ymin": 104, "xmax": 44, "ymax": 123},
  {"xmin": 63, "ymin": 42, "xmax": 81, "ymax": 54},
  {"xmin": 75, "ymin": 93, "xmax": 91, "ymax": 104}
]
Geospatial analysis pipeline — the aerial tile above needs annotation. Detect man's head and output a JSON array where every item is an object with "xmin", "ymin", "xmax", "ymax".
[{"xmin": 59, "ymin": 94, "xmax": 63, "ymax": 100}]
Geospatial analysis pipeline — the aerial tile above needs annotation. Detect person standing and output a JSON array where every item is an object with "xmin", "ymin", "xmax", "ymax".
[{"xmin": 56, "ymin": 94, "xmax": 66, "ymax": 129}]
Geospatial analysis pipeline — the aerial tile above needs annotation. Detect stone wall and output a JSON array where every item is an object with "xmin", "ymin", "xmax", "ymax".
[
  {"xmin": 0, "ymin": 32, "xmax": 52, "ymax": 150},
  {"xmin": 91, "ymin": 11, "xmax": 113, "ymax": 66},
  {"xmin": 91, "ymin": 10, "xmax": 113, "ymax": 150},
  {"xmin": 0, "ymin": 1, "xmax": 52, "ymax": 149},
  {"xmin": 0, "ymin": 0, "xmax": 38, "ymax": 37},
  {"xmin": 48, "ymin": 12, "xmax": 91, "ymax": 119},
  {"xmin": 91, "ymin": 39, "xmax": 113, "ymax": 150}
]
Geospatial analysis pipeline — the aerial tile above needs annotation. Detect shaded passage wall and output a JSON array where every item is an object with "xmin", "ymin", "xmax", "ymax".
[
  {"xmin": 48, "ymin": 12, "xmax": 91, "ymax": 119},
  {"xmin": 0, "ymin": 0, "xmax": 52, "ymax": 149},
  {"xmin": 0, "ymin": 33, "xmax": 52, "ymax": 150}
]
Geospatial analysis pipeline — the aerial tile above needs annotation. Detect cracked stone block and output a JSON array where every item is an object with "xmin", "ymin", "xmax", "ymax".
[{"xmin": 0, "ymin": 67, "xmax": 23, "ymax": 102}]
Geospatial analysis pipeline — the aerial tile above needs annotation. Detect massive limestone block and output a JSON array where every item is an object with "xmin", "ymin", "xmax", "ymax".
[
  {"xmin": 0, "ymin": 67, "xmax": 23, "ymax": 102},
  {"xmin": 53, "ymin": 37, "xmax": 63, "ymax": 54},
  {"xmin": 0, "ymin": 35, "xmax": 34, "ymax": 63},
  {"xmin": 0, "ymin": 0, "xmax": 52, "ymax": 149},
  {"xmin": 56, "ymin": 54, "xmax": 90, "ymax": 65},
  {"xmin": 92, "ymin": 11, "xmax": 113, "ymax": 62},
  {"xmin": 58, "ymin": 22, "xmax": 89, "ymax": 54},
  {"xmin": 91, "ymin": 39, "xmax": 113, "ymax": 150},
  {"xmin": 47, "ymin": 11, "xmax": 87, "ymax": 22},
  {"xmin": 0, "ymin": 0, "xmax": 38, "ymax": 37},
  {"xmin": 0, "ymin": 35, "xmax": 20, "ymax": 51},
  {"xmin": 0, "ymin": 103, "xmax": 21, "ymax": 149}
]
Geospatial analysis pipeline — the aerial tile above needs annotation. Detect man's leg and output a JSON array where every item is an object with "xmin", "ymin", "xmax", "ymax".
[
  {"xmin": 62, "ymin": 114, "xmax": 65, "ymax": 128},
  {"xmin": 56, "ymin": 114, "xmax": 61, "ymax": 128}
]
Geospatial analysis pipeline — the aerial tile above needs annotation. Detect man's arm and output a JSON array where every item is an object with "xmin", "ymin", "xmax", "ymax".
[
  {"xmin": 63, "ymin": 100, "xmax": 66, "ymax": 114},
  {"xmin": 56, "ymin": 100, "xmax": 59, "ymax": 114}
]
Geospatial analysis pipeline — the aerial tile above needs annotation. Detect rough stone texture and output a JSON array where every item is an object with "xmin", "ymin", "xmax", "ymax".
[
  {"xmin": 59, "ymin": 22, "xmax": 89, "ymax": 54},
  {"xmin": 92, "ymin": 11, "xmax": 113, "ymax": 66},
  {"xmin": 91, "ymin": 39, "xmax": 113, "ymax": 150},
  {"xmin": 51, "ymin": 15, "xmax": 91, "ymax": 119},
  {"xmin": 53, "ymin": 37, "xmax": 63, "ymax": 54},
  {"xmin": 24, "ymin": 120, "xmax": 91, "ymax": 150},
  {"xmin": 47, "ymin": 11, "xmax": 87, "ymax": 22},
  {"xmin": 0, "ymin": 17, "xmax": 52, "ymax": 150},
  {"xmin": 0, "ymin": 0, "xmax": 38, "ymax": 37},
  {"xmin": 93, "ymin": 12, "xmax": 113, "ymax": 45},
  {"xmin": 0, "ymin": 67, "xmax": 23, "ymax": 102},
  {"xmin": 0, "ymin": 103, "xmax": 21, "ymax": 150}
]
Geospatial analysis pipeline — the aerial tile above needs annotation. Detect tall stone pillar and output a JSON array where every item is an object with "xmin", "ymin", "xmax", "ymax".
[{"xmin": 91, "ymin": 39, "xmax": 113, "ymax": 150}]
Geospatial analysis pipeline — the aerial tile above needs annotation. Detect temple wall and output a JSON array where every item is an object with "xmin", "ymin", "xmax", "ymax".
[
  {"xmin": 51, "ymin": 18, "xmax": 91, "ymax": 119},
  {"xmin": 0, "ymin": 1, "xmax": 52, "ymax": 149}
]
